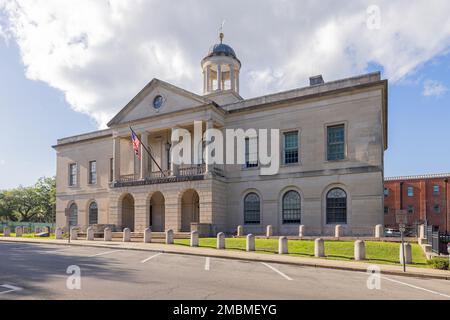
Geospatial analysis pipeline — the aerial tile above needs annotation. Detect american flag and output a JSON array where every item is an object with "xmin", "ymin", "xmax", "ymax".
[{"xmin": 131, "ymin": 131, "xmax": 141, "ymax": 159}]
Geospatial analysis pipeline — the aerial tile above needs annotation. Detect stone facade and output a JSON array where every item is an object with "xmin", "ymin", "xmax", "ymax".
[{"xmin": 53, "ymin": 36, "xmax": 388, "ymax": 237}]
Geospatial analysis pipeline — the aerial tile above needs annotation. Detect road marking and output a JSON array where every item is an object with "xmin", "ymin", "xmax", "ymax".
[
  {"xmin": 0, "ymin": 284, "xmax": 23, "ymax": 295},
  {"xmin": 88, "ymin": 250, "xmax": 123, "ymax": 258},
  {"xmin": 261, "ymin": 262, "xmax": 293, "ymax": 281},
  {"xmin": 205, "ymin": 257, "xmax": 210, "ymax": 271},
  {"xmin": 382, "ymin": 276, "xmax": 450, "ymax": 299},
  {"xmin": 141, "ymin": 253, "xmax": 163, "ymax": 264}
]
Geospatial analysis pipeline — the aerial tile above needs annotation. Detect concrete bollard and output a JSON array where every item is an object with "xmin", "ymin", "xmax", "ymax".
[
  {"xmin": 266, "ymin": 225, "xmax": 273, "ymax": 238},
  {"xmin": 217, "ymin": 232, "xmax": 226, "ymax": 250},
  {"xmin": 237, "ymin": 225, "xmax": 244, "ymax": 237},
  {"xmin": 375, "ymin": 224, "xmax": 383, "ymax": 239},
  {"xmin": 3, "ymin": 227, "xmax": 11, "ymax": 237},
  {"xmin": 144, "ymin": 227, "xmax": 152, "ymax": 243},
  {"xmin": 400, "ymin": 242, "xmax": 412, "ymax": 264},
  {"xmin": 86, "ymin": 227, "xmax": 94, "ymax": 241},
  {"xmin": 246, "ymin": 234, "xmax": 255, "ymax": 252},
  {"xmin": 335, "ymin": 225, "xmax": 343, "ymax": 238},
  {"xmin": 419, "ymin": 224, "xmax": 426, "ymax": 239},
  {"xmin": 166, "ymin": 229, "xmax": 174, "ymax": 245},
  {"xmin": 70, "ymin": 227, "xmax": 78, "ymax": 240},
  {"xmin": 315, "ymin": 238, "xmax": 325, "ymax": 258},
  {"xmin": 279, "ymin": 236, "xmax": 288, "ymax": 255},
  {"xmin": 15, "ymin": 227, "xmax": 23, "ymax": 237},
  {"xmin": 299, "ymin": 225, "xmax": 305, "ymax": 238},
  {"xmin": 354, "ymin": 240, "xmax": 366, "ymax": 261},
  {"xmin": 123, "ymin": 228, "xmax": 131, "ymax": 242},
  {"xmin": 104, "ymin": 227, "xmax": 112, "ymax": 241},
  {"xmin": 190, "ymin": 231, "xmax": 199, "ymax": 247},
  {"xmin": 55, "ymin": 227, "xmax": 63, "ymax": 240}
]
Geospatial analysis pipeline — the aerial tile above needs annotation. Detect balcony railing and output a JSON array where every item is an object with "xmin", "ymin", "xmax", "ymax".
[{"xmin": 114, "ymin": 165, "xmax": 212, "ymax": 188}]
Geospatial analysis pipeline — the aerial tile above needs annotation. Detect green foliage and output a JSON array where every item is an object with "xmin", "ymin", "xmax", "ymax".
[
  {"xmin": 0, "ymin": 177, "xmax": 56, "ymax": 223},
  {"xmin": 427, "ymin": 257, "xmax": 449, "ymax": 270}
]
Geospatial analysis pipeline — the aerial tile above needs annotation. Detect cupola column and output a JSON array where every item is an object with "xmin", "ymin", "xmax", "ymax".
[
  {"xmin": 229, "ymin": 64, "xmax": 235, "ymax": 91},
  {"xmin": 217, "ymin": 64, "xmax": 223, "ymax": 91}
]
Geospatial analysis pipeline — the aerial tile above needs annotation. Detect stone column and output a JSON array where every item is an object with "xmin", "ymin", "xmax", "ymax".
[
  {"xmin": 104, "ymin": 227, "xmax": 112, "ymax": 241},
  {"xmin": 204, "ymin": 119, "xmax": 214, "ymax": 174},
  {"xmin": 335, "ymin": 225, "xmax": 343, "ymax": 238},
  {"xmin": 55, "ymin": 227, "xmax": 63, "ymax": 240},
  {"xmin": 217, "ymin": 64, "xmax": 222, "ymax": 91},
  {"xmin": 279, "ymin": 236, "xmax": 288, "ymax": 254},
  {"xmin": 206, "ymin": 65, "xmax": 211, "ymax": 93},
  {"xmin": 140, "ymin": 132, "xmax": 149, "ymax": 180},
  {"xmin": 400, "ymin": 243, "xmax": 412, "ymax": 264},
  {"xmin": 144, "ymin": 227, "xmax": 152, "ymax": 243},
  {"xmin": 170, "ymin": 128, "xmax": 179, "ymax": 176},
  {"xmin": 229, "ymin": 64, "xmax": 235, "ymax": 91},
  {"xmin": 15, "ymin": 227, "xmax": 23, "ymax": 237},
  {"xmin": 86, "ymin": 227, "xmax": 94, "ymax": 241},
  {"xmin": 166, "ymin": 229, "xmax": 174, "ymax": 245},
  {"xmin": 419, "ymin": 224, "xmax": 425, "ymax": 239},
  {"xmin": 246, "ymin": 234, "xmax": 255, "ymax": 252},
  {"xmin": 236, "ymin": 71, "xmax": 240, "ymax": 94},
  {"xmin": 70, "ymin": 227, "xmax": 78, "ymax": 240},
  {"xmin": 266, "ymin": 225, "xmax": 273, "ymax": 238},
  {"xmin": 4, "ymin": 227, "xmax": 11, "ymax": 237},
  {"xmin": 237, "ymin": 225, "xmax": 244, "ymax": 237},
  {"xmin": 299, "ymin": 225, "xmax": 305, "ymax": 238},
  {"xmin": 315, "ymin": 238, "xmax": 325, "ymax": 257},
  {"xmin": 354, "ymin": 240, "xmax": 366, "ymax": 260},
  {"xmin": 375, "ymin": 225, "xmax": 383, "ymax": 239},
  {"xmin": 190, "ymin": 231, "xmax": 199, "ymax": 247},
  {"xmin": 217, "ymin": 232, "xmax": 225, "ymax": 249},
  {"xmin": 113, "ymin": 136, "xmax": 121, "ymax": 182},
  {"xmin": 123, "ymin": 228, "xmax": 131, "ymax": 242}
]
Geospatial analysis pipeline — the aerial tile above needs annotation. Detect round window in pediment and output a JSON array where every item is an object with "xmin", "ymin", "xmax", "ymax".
[{"xmin": 153, "ymin": 95, "xmax": 164, "ymax": 110}]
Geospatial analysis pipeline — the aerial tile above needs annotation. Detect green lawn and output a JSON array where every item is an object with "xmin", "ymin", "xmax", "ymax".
[
  {"xmin": 174, "ymin": 238, "xmax": 428, "ymax": 267},
  {"xmin": 0, "ymin": 233, "xmax": 56, "ymax": 239}
]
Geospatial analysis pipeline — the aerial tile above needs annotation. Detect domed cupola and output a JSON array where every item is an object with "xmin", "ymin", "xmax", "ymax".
[{"xmin": 201, "ymin": 32, "xmax": 241, "ymax": 95}]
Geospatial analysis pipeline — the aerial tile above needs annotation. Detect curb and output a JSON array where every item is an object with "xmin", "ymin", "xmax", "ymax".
[{"xmin": 1, "ymin": 238, "xmax": 449, "ymax": 281}]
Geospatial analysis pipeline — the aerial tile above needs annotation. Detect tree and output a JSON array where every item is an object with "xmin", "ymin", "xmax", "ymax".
[
  {"xmin": 34, "ymin": 177, "xmax": 56, "ymax": 223},
  {"xmin": 0, "ymin": 191, "xmax": 18, "ymax": 222}
]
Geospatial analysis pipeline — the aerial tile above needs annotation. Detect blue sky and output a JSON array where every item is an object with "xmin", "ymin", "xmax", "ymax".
[{"xmin": 0, "ymin": 1, "xmax": 449, "ymax": 189}]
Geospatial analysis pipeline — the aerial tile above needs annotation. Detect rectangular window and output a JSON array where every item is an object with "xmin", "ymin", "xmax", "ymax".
[
  {"xmin": 245, "ymin": 137, "xmax": 258, "ymax": 168},
  {"xmin": 407, "ymin": 205, "xmax": 414, "ymax": 214},
  {"xmin": 89, "ymin": 161, "xmax": 97, "ymax": 185},
  {"xmin": 384, "ymin": 188, "xmax": 390, "ymax": 197},
  {"xmin": 69, "ymin": 163, "xmax": 77, "ymax": 186},
  {"xmin": 407, "ymin": 186, "xmax": 414, "ymax": 197},
  {"xmin": 433, "ymin": 185, "xmax": 440, "ymax": 195},
  {"xmin": 327, "ymin": 125, "xmax": 345, "ymax": 161},
  {"xmin": 434, "ymin": 205, "xmax": 441, "ymax": 213},
  {"xmin": 109, "ymin": 158, "xmax": 114, "ymax": 182},
  {"xmin": 284, "ymin": 131, "xmax": 299, "ymax": 164},
  {"xmin": 384, "ymin": 207, "xmax": 389, "ymax": 215}
]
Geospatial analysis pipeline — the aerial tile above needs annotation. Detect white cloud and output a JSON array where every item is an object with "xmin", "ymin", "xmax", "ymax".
[
  {"xmin": 0, "ymin": 160, "xmax": 5, "ymax": 166},
  {"xmin": 1, "ymin": 0, "xmax": 450, "ymax": 127},
  {"xmin": 423, "ymin": 79, "xmax": 448, "ymax": 97}
]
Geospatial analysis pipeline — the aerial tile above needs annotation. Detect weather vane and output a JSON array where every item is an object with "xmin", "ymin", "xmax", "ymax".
[{"xmin": 219, "ymin": 20, "xmax": 226, "ymax": 43}]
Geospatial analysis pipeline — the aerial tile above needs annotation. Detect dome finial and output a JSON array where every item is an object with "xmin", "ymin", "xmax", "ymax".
[{"xmin": 219, "ymin": 20, "xmax": 226, "ymax": 44}]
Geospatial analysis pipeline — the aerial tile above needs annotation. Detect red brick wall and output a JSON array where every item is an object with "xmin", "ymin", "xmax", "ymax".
[{"xmin": 384, "ymin": 177, "xmax": 449, "ymax": 232}]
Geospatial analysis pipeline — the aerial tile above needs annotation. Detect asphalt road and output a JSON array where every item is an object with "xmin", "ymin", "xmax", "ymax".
[{"xmin": 0, "ymin": 242, "xmax": 449, "ymax": 300}]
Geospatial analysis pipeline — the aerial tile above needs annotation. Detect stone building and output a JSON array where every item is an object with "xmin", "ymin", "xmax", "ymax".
[
  {"xmin": 384, "ymin": 173, "xmax": 450, "ymax": 233},
  {"xmin": 53, "ymin": 34, "xmax": 388, "ymax": 236}
]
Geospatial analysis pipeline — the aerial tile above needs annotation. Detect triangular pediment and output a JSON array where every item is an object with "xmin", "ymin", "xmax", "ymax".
[{"xmin": 107, "ymin": 79, "xmax": 212, "ymax": 127}]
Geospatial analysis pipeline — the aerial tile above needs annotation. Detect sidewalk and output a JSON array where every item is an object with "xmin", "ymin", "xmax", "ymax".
[{"xmin": 1, "ymin": 237, "xmax": 449, "ymax": 280}]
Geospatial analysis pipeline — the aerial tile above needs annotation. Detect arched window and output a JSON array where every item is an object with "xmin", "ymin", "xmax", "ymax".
[
  {"xmin": 326, "ymin": 188, "xmax": 347, "ymax": 224},
  {"xmin": 282, "ymin": 191, "xmax": 301, "ymax": 224},
  {"xmin": 89, "ymin": 202, "xmax": 98, "ymax": 225},
  {"xmin": 68, "ymin": 203, "xmax": 78, "ymax": 227},
  {"xmin": 244, "ymin": 193, "xmax": 260, "ymax": 225}
]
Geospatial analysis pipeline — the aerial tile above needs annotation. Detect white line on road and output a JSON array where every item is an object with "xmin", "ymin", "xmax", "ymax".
[
  {"xmin": 205, "ymin": 257, "xmax": 210, "ymax": 271},
  {"xmin": 261, "ymin": 262, "xmax": 293, "ymax": 281},
  {"xmin": 382, "ymin": 276, "xmax": 450, "ymax": 299},
  {"xmin": 88, "ymin": 250, "xmax": 123, "ymax": 258},
  {"xmin": 0, "ymin": 284, "xmax": 23, "ymax": 295},
  {"xmin": 141, "ymin": 253, "xmax": 163, "ymax": 264}
]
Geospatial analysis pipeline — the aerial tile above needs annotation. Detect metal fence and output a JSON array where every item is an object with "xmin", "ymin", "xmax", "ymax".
[
  {"xmin": 0, "ymin": 222, "xmax": 56, "ymax": 234},
  {"xmin": 426, "ymin": 225, "xmax": 450, "ymax": 255}
]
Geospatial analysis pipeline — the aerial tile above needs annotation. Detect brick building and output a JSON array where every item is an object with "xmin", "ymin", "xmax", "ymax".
[{"xmin": 384, "ymin": 174, "xmax": 450, "ymax": 232}]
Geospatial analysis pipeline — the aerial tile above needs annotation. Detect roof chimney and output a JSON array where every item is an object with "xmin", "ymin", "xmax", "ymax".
[{"xmin": 310, "ymin": 75, "xmax": 324, "ymax": 86}]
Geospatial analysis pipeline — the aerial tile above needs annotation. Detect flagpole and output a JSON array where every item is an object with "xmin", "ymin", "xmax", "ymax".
[{"xmin": 130, "ymin": 126, "xmax": 166, "ymax": 177}]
